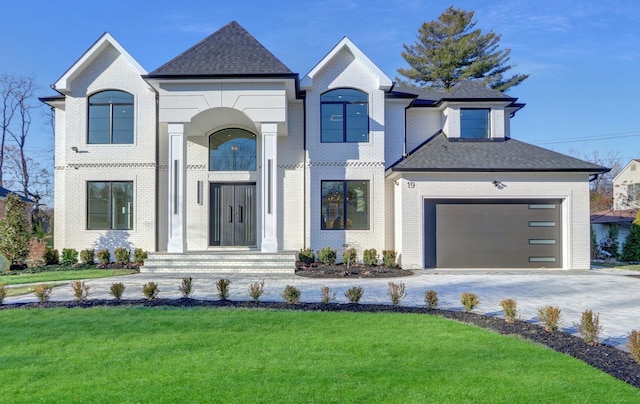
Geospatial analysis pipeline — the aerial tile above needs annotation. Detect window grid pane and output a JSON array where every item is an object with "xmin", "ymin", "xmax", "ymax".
[
  {"xmin": 87, "ymin": 181, "xmax": 133, "ymax": 230},
  {"xmin": 321, "ymin": 89, "xmax": 368, "ymax": 143},
  {"xmin": 461, "ymin": 108, "xmax": 490, "ymax": 139},
  {"xmin": 321, "ymin": 180, "xmax": 369, "ymax": 230},
  {"xmin": 88, "ymin": 90, "xmax": 134, "ymax": 144}
]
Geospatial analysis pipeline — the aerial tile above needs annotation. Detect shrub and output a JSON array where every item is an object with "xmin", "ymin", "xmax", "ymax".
[
  {"xmin": 363, "ymin": 248, "xmax": 378, "ymax": 266},
  {"xmin": 71, "ymin": 281, "xmax": 90, "ymax": 301},
  {"xmin": 298, "ymin": 248, "xmax": 315, "ymax": 264},
  {"xmin": 43, "ymin": 247, "xmax": 59, "ymax": 265},
  {"xmin": 0, "ymin": 283, "xmax": 6, "ymax": 304},
  {"xmin": 34, "ymin": 284, "xmax": 53, "ymax": 302},
  {"xmin": 342, "ymin": 247, "xmax": 357, "ymax": 267},
  {"xmin": 627, "ymin": 330, "xmax": 640, "ymax": 364},
  {"xmin": 499, "ymin": 299, "xmax": 518, "ymax": 323},
  {"xmin": 387, "ymin": 282, "xmax": 406, "ymax": 306},
  {"xmin": 142, "ymin": 282, "xmax": 159, "ymax": 300},
  {"xmin": 179, "ymin": 277, "xmax": 194, "ymax": 298},
  {"xmin": 460, "ymin": 292, "xmax": 479, "ymax": 312},
  {"xmin": 622, "ymin": 221, "xmax": 640, "ymax": 261},
  {"xmin": 317, "ymin": 247, "xmax": 336, "ymax": 265},
  {"xmin": 0, "ymin": 254, "xmax": 8, "ymax": 272},
  {"xmin": 382, "ymin": 250, "xmax": 397, "ymax": 268},
  {"xmin": 424, "ymin": 290, "xmax": 438, "ymax": 309},
  {"xmin": 97, "ymin": 249, "xmax": 111, "ymax": 265},
  {"xmin": 114, "ymin": 247, "xmax": 130, "ymax": 265},
  {"xmin": 248, "ymin": 280, "xmax": 265, "ymax": 303},
  {"xmin": 27, "ymin": 238, "xmax": 47, "ymax": 268},
  {"xmin": 0, "ymin": 193, "xmax": 31, "ymax": 265},
  {"xmin": 133, "ymin": 248, "xmax": 148, "ymax": 265},
  {"xmin": 80, "ymin": 249, "xmax": 95, "ymax": 265},
  {"xmin": 537, "ymin": 305, "xmax": 562, "ymax": 332},
  {"xmin": 281, "ymin": 285, "xmax": 301, "ymax": 304},
  {"xmin": 216, "ymin": 278, "xmax": 231, "ymax": 300},
  {"xmin": 320, "ymin": 285, "xmax": 336, "ymax": 304},
  {"xmin": 110, "ymin": 282, "xmax": 126, "ymax": 301},
  {"xmin": 61, "ymin": 248, "xmax": 79, "ymax": 266},
  {"xmin": 576, "ymin": 309, "xmax": 602, "ymax": 346},
  {"xmin": 345, "ymin": 286, "xmax": 364, "ymax": 303}
]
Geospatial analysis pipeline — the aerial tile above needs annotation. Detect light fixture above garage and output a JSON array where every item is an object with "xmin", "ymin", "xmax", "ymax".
[{"xmin": 492, "ymin": 180, "xmax": 505, "ymax": 189}]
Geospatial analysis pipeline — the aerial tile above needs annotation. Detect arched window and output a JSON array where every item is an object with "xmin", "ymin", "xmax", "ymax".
[
  {"xmin": 209, "ymin": 128, "xmax": 257, "ymax": 171},
  {"xmin": 88, "ymin": 90, "xmax": 134, "ymax": 144},
  {"xmin": 321, "ymin": 88, "xmax": 368, "ymax": 143}
]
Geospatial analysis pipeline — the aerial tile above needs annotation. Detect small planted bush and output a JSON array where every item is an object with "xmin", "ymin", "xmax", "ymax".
[
  {"xmin": 70, "ymin": 281, "xmax": 90, "ymax": 301},
  {"xmin": 576, "ymin": 309, "xmax": 602, "ymax": 346},
  {"xmin": 627, "ymin": 330, "xmax": 640, "ymax": 364},
  {"xmin": 345, "ymin": 286, "xmax": 364, "ymax": 303},
  {"xmin": 499, "ymin": 299, "xmax": 518, "ymax": 323},
  {"xmin": 133, "ymin": 248, "xmax": 148, "ymax": 265},
  {"xmin": 298, "ymin": 248, "xmax": 315, "ymax": 265},
  {"xmin": 537, "ymin": 305, "xmax": 562, "ymax": 332},
  {"xmin": 79, "ymin": 249, "xmax": 95, "ymax": 265},
  {"xmin": 216, "ymin": 278, "xmax": 231, "ymax": 300},
  {"xmin": 97, "ymin": 249, "xmax": 111, "ymax": 265},
  {"xmin": 281, "ymin": 285, "xmax": 301, "ymax": 304},
  {"xmin": 460, "ymin": 292, "xmax": 479, "ymax": 312},
  {"xmin": 424, "ymin": 290, "xmax": 438, "ymax": 309},
  {"xmin": 43, "ymin": 247, "xmax": 59, "ymax": 265},
  {"xmin": 387, "ymin": 282, "xmax": 406, "ymax": 306},
  {"xmin": 342, "ymin": 247, "xmax": 357, "ymax": 267},
  {"xmin": 317, "ymin": 247, "xmax": 336, "ymax": 265},
  {"xmin": 0, "ymin": 283, "xmax": 6, "ymax": 304},
  {"xmin": 179, "ymin": 277, "xmax": 194, "ymax": 298},
  {"xmin": 27, "ymin": 238, "xmax": 47, "ymax": 268},
  {"xmin": 34, "ymin": 284, "xmax": 53, "ymax": 302},
  {"xmin": 248, "ymin": 280, "xmax": 265, "ymax": 303},
  {"xmin": 61, "ymin": 248, "xmax": 79, "ymax": 266},
  {"xmin": 114, "ymin": 247, "xmax": 130, "ymax": 265},
  {"xmin": 142, "ymin": 282, "xmax": 159, "ymax": 300},
  {"xmin": 363, "ymin": 248, "xmax": 378, "ymax": 266},
  {"xmin": 110, "ymin": 282, "xmax": 126, "ymax": 301},
  {"xmin": 382, "ymin": 250, "xmax": 397, "ymax": 268},
  {"xmin": 320, "ymin": 285, "xmax": 336, "ymax": 304}
]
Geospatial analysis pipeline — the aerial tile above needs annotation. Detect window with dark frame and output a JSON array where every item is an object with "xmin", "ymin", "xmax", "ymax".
[
  {"xmin": 88, "ymin": 90, "xmax": 134, "ymax": 144},
  {"xmin": 628, "ymin": 183, "xmax": 640, "ymax": 201},
  {"xmin": 321, "ymin": 180, "xmax": 369, "ymax": 230},
  {"xmin": 460, "ymin": 108, "xmax": 490, "ymax": 139},
  {"xmin": 321, "ymin": 88, "xmax": 369, "ymax": 143},
  {"xmin": 87, "ymin": 181, "xmax": 133, "ymax": 230}
]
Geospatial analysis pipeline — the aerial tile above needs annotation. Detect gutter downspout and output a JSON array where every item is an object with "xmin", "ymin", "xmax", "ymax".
[{"xmin": 302, "ymin": 93, "xmax": 307, "ymax": 249}]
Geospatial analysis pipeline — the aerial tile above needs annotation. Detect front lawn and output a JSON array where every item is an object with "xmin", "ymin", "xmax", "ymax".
[
  {"xmin": 0, "ymin": 308, "xmax": 638, "ymax": 402},
  {"xmin": 0, "ymin": 268, "xmax": 136, "ymax": 286}
]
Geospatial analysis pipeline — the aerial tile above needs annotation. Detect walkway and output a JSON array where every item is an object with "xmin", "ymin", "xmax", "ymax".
[{"xmin": 5, "ymin": 268, "xmax": 640, "ymax": 350}]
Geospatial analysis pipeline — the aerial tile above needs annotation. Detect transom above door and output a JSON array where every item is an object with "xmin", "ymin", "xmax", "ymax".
[
  {"xmin": 209, "ymin": 183, "xmax": 256, "ymax": 247},
  {"xmin": 209, "ymin": 128, "xmax": 256, "ymax": 171}
]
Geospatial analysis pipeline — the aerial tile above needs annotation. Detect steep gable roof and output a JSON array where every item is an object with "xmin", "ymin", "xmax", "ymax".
[
  {"xmin": 389, "ymin": 132, "xmax": 609, "ymax": 173},
  {"xmin": 147, "ymin": 21, "xmax": 292, "ymax": 77},
  {"xmin": 53, "ymin": 33, "xmax": 147, "ymax": 94}
]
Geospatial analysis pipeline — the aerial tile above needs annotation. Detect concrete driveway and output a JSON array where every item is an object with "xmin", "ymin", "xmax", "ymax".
[{"xmin": 5, "ymin": 268, "xmax": 640, "ymax": 350}]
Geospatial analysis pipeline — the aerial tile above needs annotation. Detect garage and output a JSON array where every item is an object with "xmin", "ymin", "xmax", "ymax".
[{"xmin": 424, "ymin": 199, "xmax": 562, "ymax": 268}]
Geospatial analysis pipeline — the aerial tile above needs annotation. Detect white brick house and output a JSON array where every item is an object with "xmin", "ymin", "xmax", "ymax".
[{"xmin": 41, "ymin": 21, "xmax": 607, "ymax": 271}]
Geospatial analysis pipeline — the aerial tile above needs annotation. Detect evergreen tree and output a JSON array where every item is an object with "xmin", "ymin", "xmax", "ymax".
[
  {"xmin": 622, "ymin": 213, "xmax": 640, "ymax": 262},
  {"xmin": 398, "ymin": 6, "xmax": 529, "ymax": 92},
  {"xmin": 0, "ymin": 192, "xmax": 30, "ymax": 264}
]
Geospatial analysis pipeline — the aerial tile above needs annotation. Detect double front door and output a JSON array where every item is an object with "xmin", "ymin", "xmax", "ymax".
[{"xmin": 209, "ymin": 183, "xmax": 256, "ymax": 246}]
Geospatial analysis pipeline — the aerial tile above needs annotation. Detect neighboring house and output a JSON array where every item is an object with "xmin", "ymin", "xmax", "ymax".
[
  {"xmin": 613, "ymin": 159, "xmax": 640, "ymax": 210},
  {"xmin": 0, "ymin": 187, "xmax": 35, "ymax": 225},
  {"xmin": 591, "ymin": 208, "xmax": 637, "ymax": 256},
  {"xmin": 40, "ymin": 21, "xmax": 607, "ymax": 271}
]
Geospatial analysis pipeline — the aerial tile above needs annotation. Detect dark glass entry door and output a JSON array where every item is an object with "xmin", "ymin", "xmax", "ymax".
[{"xmin": 209, "ymin": 183, "xmax": 256, "ymax": 246}]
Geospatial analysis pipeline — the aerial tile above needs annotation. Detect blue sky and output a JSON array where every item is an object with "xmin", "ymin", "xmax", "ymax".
[{"xmin": 2, "ymin": 0, "xmax": 639, "ymax": 170}]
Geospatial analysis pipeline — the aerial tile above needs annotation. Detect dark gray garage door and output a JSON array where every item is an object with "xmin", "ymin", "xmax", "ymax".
[{"xmin": 424, "ymin": 199, "xmax": 562, "ymax": 268}]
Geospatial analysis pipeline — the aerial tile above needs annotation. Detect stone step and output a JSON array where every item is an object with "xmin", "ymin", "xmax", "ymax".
[{"xmin": 141, "ymin": 251, "xmax": 297, "ymax": 274}]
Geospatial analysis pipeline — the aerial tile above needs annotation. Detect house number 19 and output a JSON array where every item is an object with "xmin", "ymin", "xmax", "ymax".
[{"xmin": 407, "ymin": 181, "xmax": 415, "ymax": 188}]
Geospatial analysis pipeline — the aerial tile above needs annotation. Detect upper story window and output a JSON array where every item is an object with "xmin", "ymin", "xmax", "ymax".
[
  {"xmin": 460, "ymin": 108, "xmax": 490, "ymax": 139},
  {"xmin": 321, "ymin": 88, "xmax": 369, "ymax": 142},
  {"xmin": 209, "ymin": 128, "xmax": 257, "ymax": 171},
  {"xmin": 628, "ymin": 183, "xmax": 640, "ymax": 202},
  {"xmin": 88, "ymin": 90, "xmax": 134, "ymax": 144}
]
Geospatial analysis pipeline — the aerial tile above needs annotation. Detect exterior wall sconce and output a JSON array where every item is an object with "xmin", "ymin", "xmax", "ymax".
[
  {"xmin": 492, "ymin": 180, "xmax": 505, "ymax": 189},
  {"xmin": 71, "ymin": 146, "xmax": 79, "ymax": 153}
]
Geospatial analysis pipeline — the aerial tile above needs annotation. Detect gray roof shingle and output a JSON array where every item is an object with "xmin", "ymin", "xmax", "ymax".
[
  {"xmin": 391, "ymin": 80, "xmax": 515, "ymax": 104},
  {"xmin": 148, "ymin": 21, "xmax": 292, "ymax": 77},
  {"xmin": 390, "ymin": 132, "xmax": 609, "ymax": 173}
]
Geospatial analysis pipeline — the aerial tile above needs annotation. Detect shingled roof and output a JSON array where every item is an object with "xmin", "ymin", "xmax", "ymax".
[
  {"xmin": 389, "ymin": 132, "xmax": 609, "ymax": 173},
  {"xmin": 148, "ymin": 21, "xmax": 292, "ymax": 77},
  {"xmin": 390, "ymin": 80, "xmax": 516, "ymax": 106}
]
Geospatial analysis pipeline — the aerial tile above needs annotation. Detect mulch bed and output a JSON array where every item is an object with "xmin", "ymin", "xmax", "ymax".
[
  {"xmin": 296, "ymin": 262, "xmax": 413, "ymax": 278},
  {"xmin": 2, "ymin": 298, "xmax": 639, "ymax": 389}
]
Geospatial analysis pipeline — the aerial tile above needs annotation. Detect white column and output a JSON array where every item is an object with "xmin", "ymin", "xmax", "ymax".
[
  {"xmin": 261, "ymin": 122, "xmax": 278, "ymax": 252},
  {"xmin": 167, "ymin": 123, "xmax": 186, "ymax": 253}
]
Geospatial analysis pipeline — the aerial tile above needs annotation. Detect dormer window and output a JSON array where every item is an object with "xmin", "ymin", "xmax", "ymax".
[
  {"xmin": 88, "ymin": 90, "xmax": 134, "ymax": 144},
  {"xmin": 460, "ymin": 108, "xmax": 490, "ymax": 139},
  {"xmin": 321, "ymin": 88, "xmax": 369, "ymax": 143}
]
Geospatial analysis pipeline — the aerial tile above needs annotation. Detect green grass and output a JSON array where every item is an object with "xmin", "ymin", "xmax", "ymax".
[
  {"xmin": 0, "ymin": 308, "xmax": 638, "ymax": 403},
  {"xmin": 0, "ymin": 269, "xmax": 136, "ymax": 286}
]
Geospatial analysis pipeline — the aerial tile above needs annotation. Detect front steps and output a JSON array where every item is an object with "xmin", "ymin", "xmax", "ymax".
[{"xmin": 141, "ymin": 251, "xmax": 297, "ymax": 274}]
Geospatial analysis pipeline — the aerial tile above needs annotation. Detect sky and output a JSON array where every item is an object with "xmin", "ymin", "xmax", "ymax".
[{"xmin": 1, "ymin": 0, "xmax": 639, "ymax": 182}]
